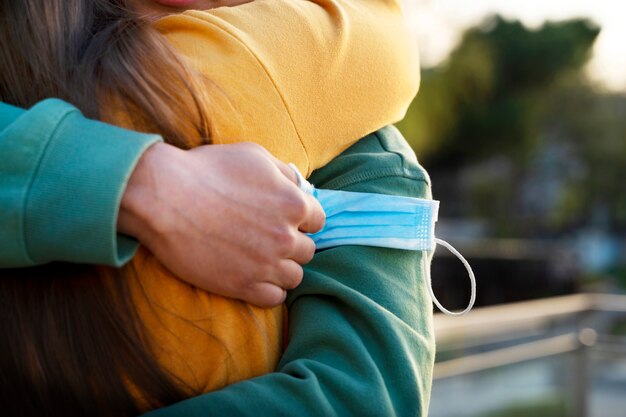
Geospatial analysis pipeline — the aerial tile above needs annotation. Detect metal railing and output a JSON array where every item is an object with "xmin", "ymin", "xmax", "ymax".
[{"xmin": 432, "ymin": 293, "xmax": 626, "ymax": 417}]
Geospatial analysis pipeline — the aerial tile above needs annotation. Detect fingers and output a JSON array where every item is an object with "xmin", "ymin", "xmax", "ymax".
[
  {"xmin": 275, "ymin": 259, "xmax": 305, "ymax": 290},
  {"xmin": 243, "ymin": 259, "xmax": 305, "ymax": 307},
  {"xmin": 299, "ymin": 194, "xmax": 325, "ymax": 233},
  {"xmin": 245, "ymin": 282, "xmax": 287, "ymax": 308},
  {"xmin": 290, "ymin": 233, "xmax": 316, "ymax": 265},
  {"xmin": 266, "ymin": 154, "xmax": 326, "ymax": 234}
]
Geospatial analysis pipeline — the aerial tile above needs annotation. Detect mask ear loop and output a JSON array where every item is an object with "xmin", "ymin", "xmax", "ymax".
[{"xmin": 425, "ymin": 238, "xmax": 476, "ymax": 316}]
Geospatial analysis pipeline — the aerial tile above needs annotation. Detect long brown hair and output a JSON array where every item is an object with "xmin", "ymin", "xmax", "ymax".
[
  {"xmin": 0, "ymin": 0, "xmax": 212, "ymax": 147},
  {"xmin": 0, "ymin": 0, "xmax": 215, "ymax": 415}
]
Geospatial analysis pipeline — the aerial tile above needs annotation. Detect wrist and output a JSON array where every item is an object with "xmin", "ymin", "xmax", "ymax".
[{"xmin": 117, "ymin": 142, "xmax": 181, "ymax": 243}]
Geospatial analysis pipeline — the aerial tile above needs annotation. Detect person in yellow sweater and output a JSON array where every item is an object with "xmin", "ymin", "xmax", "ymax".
[
  {"xmin": 0, "ymin": 0, "xmax": 419, "ymax": 413},
  {"xmin": 123, "ymin": 0, "xmax": 420, "ymax": 397}
]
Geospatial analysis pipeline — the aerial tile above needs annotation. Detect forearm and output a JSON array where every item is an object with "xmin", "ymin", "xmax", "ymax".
[{"xmin": 0, "ymin": 98, "xmax": 322, "ymax": 305}]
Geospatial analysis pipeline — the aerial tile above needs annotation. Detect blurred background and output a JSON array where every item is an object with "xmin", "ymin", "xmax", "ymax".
[{"xmin": 397, "ymin": 1, "xmax": 626, "ymax": 416}]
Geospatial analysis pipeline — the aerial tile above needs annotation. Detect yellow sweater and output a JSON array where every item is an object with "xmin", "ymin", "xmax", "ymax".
[{"xmin": 126, "ymin": 0, "xmax": 420, "ymax": 397}]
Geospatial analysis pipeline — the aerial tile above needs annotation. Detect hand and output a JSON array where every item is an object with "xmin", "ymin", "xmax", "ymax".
[{"xmin": 117, "ymin": 142, "xmax": 325, "ymax": 307}]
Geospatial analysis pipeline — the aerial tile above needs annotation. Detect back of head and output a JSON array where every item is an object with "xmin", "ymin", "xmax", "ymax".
[{"xmin": 0, "ymin": 0, "xmax": 212, "ymax": 147}]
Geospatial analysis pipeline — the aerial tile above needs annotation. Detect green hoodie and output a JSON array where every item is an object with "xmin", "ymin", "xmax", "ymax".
[{"xmin": 0, "ymin": 99, "xmax": 159, "ymax": 267}]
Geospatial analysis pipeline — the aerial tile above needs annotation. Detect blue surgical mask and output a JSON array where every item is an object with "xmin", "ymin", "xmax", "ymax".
[{"xmin": 290, "ymin": 164, "xmax": 476, "ymax": 316}]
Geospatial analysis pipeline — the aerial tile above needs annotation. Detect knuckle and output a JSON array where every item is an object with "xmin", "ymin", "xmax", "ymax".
[
  {"xmin": 239, "ymin": 141, "xmax": 259, "ymax": 150},
  {"xmin": 236, "ymin": 142, "xmax": 263, "ymax": 159},
  {"xmin": 285, "ymin": 193, "xmax": 309, "ymax": 219},
  {"xmin": 285, "ymin": 230, "xmax": 298, "ymax": 248},
  {"xmin": 256, "ymin": 262, "xmax": 276, "ymax": 281},
  {"xmin": 242, "ymin": 141, "xmax": 268, "ymax": 156},
  {"xmin": 275, "ymin": 229, "xmax": 297, "ymax": 252}
]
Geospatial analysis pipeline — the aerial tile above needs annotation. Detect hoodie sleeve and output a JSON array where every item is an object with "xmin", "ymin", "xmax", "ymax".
[{"xmin": 0, "ymin": 99, "xmax": 161, "ymax": 268}]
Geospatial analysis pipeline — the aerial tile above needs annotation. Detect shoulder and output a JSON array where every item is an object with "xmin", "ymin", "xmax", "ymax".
[{"xmin": 309, "ymin": 125, "xmax": 431, "ymax": 199}]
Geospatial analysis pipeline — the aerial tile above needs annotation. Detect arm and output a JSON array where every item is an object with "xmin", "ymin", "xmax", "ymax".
[
  {"xmin": 142, "ymin": 126, "xmax": 435, "ymax": 416},
  {"xmin": 157, "ymin": 0, "xmax": 420, "ymax": 174},
  {"xmin": 0, "ymin": 99, "xmax": 159, "ymax": 268},
  {"xmin": 0, "ymin": 100, "xmax": 324, "ymax": 306}
]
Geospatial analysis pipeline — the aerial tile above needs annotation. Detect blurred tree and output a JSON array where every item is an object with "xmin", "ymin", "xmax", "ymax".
[
  {"xmin": 400, "ymin": 15, "xmax": 599, "ymax": 165},
  {"xmin": 397, "ymin": 15, "xmax": 606, "ymax": 236},
  {"xmin": 541, "ymin": 85, "xmax": 626, "ymax": 232}
]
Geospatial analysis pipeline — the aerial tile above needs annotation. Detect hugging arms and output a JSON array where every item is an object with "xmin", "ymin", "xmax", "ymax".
[
  {"xmin": 0, "ymin": 100, "xmax": 324, "ymax": 307},
  {"xmin": 1, "ymin": 0, "xmax": 419, "ymax": 306},
  {"xmin": 0, "ymin": 0, "xmax": 434, "ymax": 415},
  {"xmin": 142, "ymin": 126, "xmax": 436, "ymax": 417},
  {"xmin": 0, "ymin": 111, "xmax": 436, "ymax": 415}
]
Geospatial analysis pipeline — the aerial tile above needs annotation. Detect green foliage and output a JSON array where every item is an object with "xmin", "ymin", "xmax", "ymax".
[
  {"xmin": 396, "ymin": 14, "xmax": 626, "ymax": 237},
  {"xmin": 539, "ymin": 84, "xmax": 626, "ymax": 231},
  {"xmin": 398, "ymin": 15, "xmax": 600, "ymax": 167}
]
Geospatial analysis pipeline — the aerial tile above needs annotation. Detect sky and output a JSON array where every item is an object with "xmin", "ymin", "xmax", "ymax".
[{"xmin": 403, "ymin": 0, "xmax": 626, "ymax": 92}]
